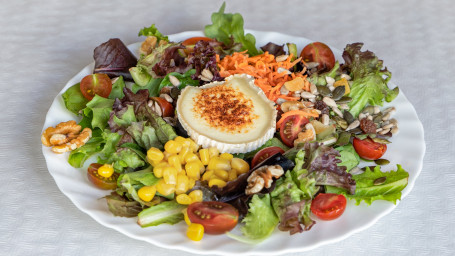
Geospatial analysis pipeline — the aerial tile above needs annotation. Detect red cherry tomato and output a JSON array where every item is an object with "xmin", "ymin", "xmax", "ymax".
[
  {"xmin": 353, "ymin": 137, "xmax": 387, "ymax": 160},
  {"xmin": 311, "ymin": 193, "xmax": 347, "ymax": 221},
  {"xmin": 187, "ymin": 201, "xmax": 239, "ymax": 235},
  {"xmin": 279, "ymin": 115, "xmax": 309, "ymax": 147},
  {"xmin": 181, "ymin": 37, "xmax": 214, "ymax": 46},
  {"xmin": 80, "ymin": 73, "xmax": 112, "ymax": 100},
  {"xmin": 251, "ymin": 146, "xmax": 285, "ymax": 168},
  {"xmin": 150, "ymin": 97, "xmax": 174, "ymax": 117},
  {"xmin": 300, "ymin": 42, "xmax": 336, "ymax": 71},
  {"xmin": 87, "ymin": 163, "xmax": 119, "ymax": 190}
]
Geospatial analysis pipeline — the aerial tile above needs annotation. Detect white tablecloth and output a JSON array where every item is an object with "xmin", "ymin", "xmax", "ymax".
[{"xmin": 1, "ymin": 0, "xmax": 453, "ymax": 255}]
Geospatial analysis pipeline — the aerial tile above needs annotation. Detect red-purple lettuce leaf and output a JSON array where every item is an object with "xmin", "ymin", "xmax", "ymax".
[
  {"xmin": 188, "ymin": 40, "xmax": 224, "ymax": 84},
  {"xmin": 260, "ymin": 42, "xmax": 286, "ymax": 57},
  {"xmin": 152, "ymin": 44, "xmax": 191, "ymax": 77},
  {"xmin": 303, "ymin": 142, "xmax": 356, "ymax": 194},
  {"xmin": 93, "ymin": 38, "xmax": 138, "ymax": 81}
]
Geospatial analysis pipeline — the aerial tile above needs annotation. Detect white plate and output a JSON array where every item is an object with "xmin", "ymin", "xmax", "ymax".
[{"xmin": 42, "ymin": 30, "xmax": 425, "ymax": 255}]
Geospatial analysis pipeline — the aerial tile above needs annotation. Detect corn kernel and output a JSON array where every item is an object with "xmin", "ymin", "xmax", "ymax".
[
  {"xmin": 187, "ymin": 139, "xmax": 199, "ymax": 152},
  {"xmin": 202, "ymin": 170, "xmax": 214, "ymax": 181},
  {"xmin": 188, "ymin": 178, "xmax": 196, "ymax": 190},
  {"xmin": 185, "ymin": 153, "xmax": 200, "ymax": 163},
  {"xmin": 156, "ymin": 179, "xmax": 175, "ymax": 196},
  {"xmin": 231, "ymin": 158, "xmax": 250, "ymax": 174},
  {"xmin": 176, "ymin": 174, "xmax": 189, "ymax": 195},
  {"xmin": 163, "ymin": 166, "xmax": 177, "ymax": 185},
  {"xmin": 176, "ymin": 193, "xmax": 192, "ymax": 205},
  {"xmin": 178, "ymin": 146, "xmax": 191, "ymax": 164},
  {"xmin": 153, "ymin": 162, "xmax": 169, "ymax": 178},
  {"xmin": 174, "ymin": 136, "xmax": 190, "ymax": 146},
  {"xmin": 164, "ymin": 140, "xmax": 183, "ymax": 154},
  {"xmin": 97, "ymin": 164, "xmax": 114, "ymax": 178},
  {"xmin": 188, "ymin": 190, "xmax": 203, "ymax": 203},
  {"xmin": 228, "ymin": 169, "xmax": 238, "ymax": 181},
  {"xmin": 185, "ymin": 161, "xmax": 201, "ymax": 179},
  {"xmin": 146, "ymin": 147, "xmax": 164, "ymax": 163},
  {"xmin": 163, "ymin": 151, "xmax": 174, "ymax": 161},
  {"xmin": 209, "ymin": 178, "xmax": 227, "ymax": 188},
  {"xmin": 182, "ymin": 208, "xmax": 191, "ymax": 225},
  {"xmin": 214, "ymin": 169, "xmax": 229, "ymax": 181},
  {"xmin": 208, "ymin": 157, "xmax": 231, "ymax": 171},
  {"xmin": 168, "ymin": 154, "xmax": 182, "ymax": 173},
  {"xmin": 187, "ymin": 223, "xmax": 204, "ymax": 241},
  {"xmin": 137, "ymin": 185, "xmax": 156, "ymax": 202},
  {"xmin": 220, "ymin": 153, "xmax": 234, "ymax": 161},
  {"xmin": 199, "ymin": 149, "xmax": 210, "ymax": 165},
  {"xmin": 208, "ymin": 147, "xmax": 220, "ymax": 158}
]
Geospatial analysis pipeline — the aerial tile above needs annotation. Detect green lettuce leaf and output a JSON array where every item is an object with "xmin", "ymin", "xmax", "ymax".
[
  {"xmin": 61, "ymin": 83, "xmax": 88, "ymax": 115},
  {"xmin": 84, "ymin": 95, "xmax": 114, "ymax": 130},
  {"xmin": 106, "ymin": 147, "xmax": 146, "ymax": 173},
  {"xmin": 342, "ymin": 43, "xmax": 398, "ymax": 117},
  {"xmin": 108, "ymin": 76, "xmax": 126, "ymax": 99},
  {"xmin": 113, "ymin": 105, "xmax": 137, "ymax": 128},
  {"xmin": 126, "ymin": 121, "xmax": 162, "ymax": 150},
  {"xmin": 240, "ymin": 194, "xmax": 278, "ymax": 242},
  {"xmin": 138, "ymin": 24, "xmax": 169, "ymax": 42},
  {"xmin": 326, "ymin": 164, "xmax": 409, "ymax": 205},
  {"xmin": 67, "ymin": 136, "xmax": 104, "ymax": 168},
  {"xmin": 204, "ymin": 2, "xmax": 260, "ymax": 56},
  {"xmin": 143, "ymin": 110, "xmax": 177, "ymax": 144},
  {"xmin": 160, "ymin": 69, "xmax": 199, "ymax": 90},
  {"xmin": 117, "ymin": 166, "xmax": 160, "ymax": 205},
  {"xmin": 335, "ymin": 143, "xmax": 360, "ymax": 172},
  {"xmin": 137, "ymin": 200, "xmax": 185, "ymax": 227}
]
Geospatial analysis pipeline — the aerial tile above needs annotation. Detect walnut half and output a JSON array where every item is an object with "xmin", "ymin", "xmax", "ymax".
[{"xmin": 245, "ymin": 165, "xmax": 284, "ymax": 195}]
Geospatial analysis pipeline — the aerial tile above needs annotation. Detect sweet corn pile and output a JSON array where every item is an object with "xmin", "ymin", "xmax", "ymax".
[{"xmin": 143, "ymin": 136, "xmax": 250, "ymax": 205}]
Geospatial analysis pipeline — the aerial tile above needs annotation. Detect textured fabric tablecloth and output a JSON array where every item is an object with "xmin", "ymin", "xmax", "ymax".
[{"xmin": 1, "ymin": 0, "xmax": 453, "ymax": 255}]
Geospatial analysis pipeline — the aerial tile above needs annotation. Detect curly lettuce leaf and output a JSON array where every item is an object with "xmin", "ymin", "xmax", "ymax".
[
  {"xmin": 238, "ymin": 194, "xmax": 278, "ymax": 242},
  {"xmin": 342, "ymin": 43, "xmax": 398, "ymax": 117},
  {"xmin": 204, "ymin": 2, "xmax": 260, "ymax": 56},
  {"xmin": 335, "ymin": 143, "xmax": 360, "ymax": 172},
  {"xmin": 61, "ymin": 83, "xmax": 88, "ymax": 115},
  {"xmin": 271, "ymin": 166, "xmax": 316, "ymax": 234},
  {"xmin": 106, "ymin": 147, "xmax": 146, "ymax": 173},
  {"xmin": 326, "ymin": 165, "xmax": 409, "ymax": 205},
  {"xmin": 138, "ymin": 24, "xmax": 169, "ymax": 42},
  {"xmin": 84, "ymin": 95, "xmax": 114, "ymax": 130}
]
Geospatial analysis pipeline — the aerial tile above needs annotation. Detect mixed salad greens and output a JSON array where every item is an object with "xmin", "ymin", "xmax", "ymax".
[{"xmin": 43, "ymin": 3, "xmax": 409, "ymax": 243}]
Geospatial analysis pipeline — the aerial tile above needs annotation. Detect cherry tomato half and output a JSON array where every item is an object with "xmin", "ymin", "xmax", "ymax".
[
  {"xmin": 251, "ymin": 146, "xmax": 285, "ymax": 168},
  {"xmin": 187, "ymin": 201, "xmax": 239, "ymax": 235},
  {"xmin": 300, "ymin": 42, "xmax": 336, "ymax": 72},
  {"xmin": 352, "ymin": 137, "xmax": 387, "ymax": 160},
  {"xmin": 80, "ymin": 73, "xmax": 112, "ymax": 100},
  {"xmin": 150, "ymin": 97, "xmax": 174, "ymax": 117},
  {"xmin": 181, "ymin": 37, "xmax": 214, "ymax": 46},
  {"xmin": 279, "ymin": 115, "xmax": 309, "ymax": 147},
  {"xmin": 311, "ymin": 193, "xmax": 347, "ymax": 221},
  {"xmin": 87, "ymin": 163, "xmax": 119, "ymax": 190}
]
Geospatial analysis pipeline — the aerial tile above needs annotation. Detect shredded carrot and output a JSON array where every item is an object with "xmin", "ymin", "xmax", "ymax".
[
  {"xmin": 276, "ymin": 110, "xmax": 320, "ymax": 128},
  {"xmin": 217, "ymin": 52, "xmax": 311, "ymax": 103}
]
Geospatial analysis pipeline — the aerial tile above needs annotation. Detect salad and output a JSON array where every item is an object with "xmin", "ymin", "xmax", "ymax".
[{"xmin": 41, "ymin": 3, "xmax": 409, "ymax": 244}]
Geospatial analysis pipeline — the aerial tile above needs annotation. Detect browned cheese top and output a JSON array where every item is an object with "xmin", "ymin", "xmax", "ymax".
[{"xmin": 192, "ymin": 84, "xmax": 258, "ymax": 134}]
